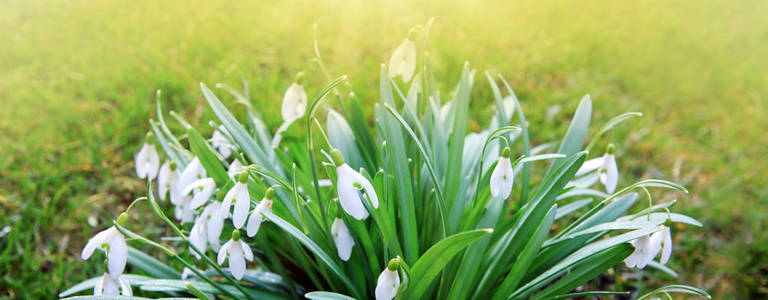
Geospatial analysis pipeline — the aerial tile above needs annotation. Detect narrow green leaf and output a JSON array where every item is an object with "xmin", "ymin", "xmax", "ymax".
[
  {"xmin": 126, "ymin": 247, "xmax": 181, "ymax": 279},
  {"xmin": 59, "ymin": 274, "xmax": 154, "ymax": 298},
  {"xmin": 305, "ymin": 291, "xmax": 357, "ymax": 300},
  {"xmin": 187, "ymin": 127, "xmax": 229, "ymax": 187},
  {"xmin": 637, "ymin": 284, "xmax": 712, "ymax": 300}
]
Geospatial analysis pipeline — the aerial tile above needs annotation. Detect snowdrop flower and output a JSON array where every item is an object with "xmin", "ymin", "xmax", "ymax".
[
  {"xmin": 228, "ymin": 159, "xmax": 244, "ymax": 180},
  {"xmin": 331, "ymin": 149, "xmax": 379, "ymax": 220},
  {"xmin": 217, "ymin": 230, "xmax": 253, "ymax": 280},
  {"xmin": 81, "ymin": 213, "xmax": 129, "ymax": 279},
  {"xmin": 135, "ymin": 132, "xmax": 160, "ymax": 180},
  {"xmin": 624, "ymin": 223, "xmax": 673, "ymax": 269},
  {"xmin": 388, "ymin": 30, "xmax": 417, "ymax": 82},
  {"xmin": 178, "ymin": 157, "xmax": 207, "ymax": 194},
  {"xmin": 173, "ymin": 194, "xmax": 195, "ymax": 223},
  {"xmin": 206, "ymin": 192, "xmax": 233, "ymax": 253},
  {"xmin": 158, "ymin": 160, "xmax": 179, "ymax": 202},
  {"xmin": 576, "ymin": 144, "xmax": 619, "ymax": 194},
  {"xmin": 281, "ymin": 72, "xmax": 308, "ymax": 123},
  {"xmin": 211, "ymin": 125, "xmax": 233, "ymax": 158},
  {"xmin": 225, "ymin": 173, "xmax": 251, "ymax": 229},
  {"xmin": 93, "ymin": 272, "xmax": 131, "ymax": 296},
  {"xmin": 490, "ymin": 147, "xmax": 514, "ymax": 199},
  {"xmin": 184, "ymin": 178, "xmax": 216, "ymax": 209},
  {"xmin": 375, "ymin": 258, "xmax": 401, "ymax": 300},
  {"xmin": 189, "ymin": 202, "xmax": 221, "ymax": 258},
  {"xmin": 331, "ymin": 218, "xmax": 354, "ymax": 261},
  {"xmin": 246, "ymin": 188, "xmax": 274, "ymax": 237}
]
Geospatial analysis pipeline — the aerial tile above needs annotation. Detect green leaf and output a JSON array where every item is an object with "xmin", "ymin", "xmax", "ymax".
[
  {"xmin": 541, "ymin": 291, "xmax": 630, "ymax": 300},
  {"xmin": 637, "ymin": 284, "xmax": 712, "ymax": 299},
  {"xmin": 544, "ymin": 95, "xmax": 592, "ymax": 180},
  {"xmin": 586, "ymin": 111, "xmax": 643, "ymax": 151},
  {"xmin": 58, "ymin": 274, "xmax": 154, "ymax": 298},
  {"xmin": 126, "ymin": 246, "xmax": 181, "ymax": 279},
  {"xmin": 261, "ymin": 211, "xmax": 361, "ymax": 299},
  {"xmin": 445, "ymin": 62, "xmax": 473, "ymax": 232},
  {"xmin": 305, "ymin": 291, "xmax": 357, "ymax": 300},
  {"xmin": 402, "ymin": 229, "xmax": 493, "ymax": 299},
  {"xmin": 60, "ymin": 296, "xmax": 153, "ymax": 300},
  {"xmin": 187, "ymin": 127, "xmax": 229, "ymax": 187},
  {"xmin": 139, "ymin": 279, "xmax": 287, "ymax": 299}
]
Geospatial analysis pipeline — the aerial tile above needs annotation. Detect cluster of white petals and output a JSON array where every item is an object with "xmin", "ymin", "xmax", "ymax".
[
  {"xmin": 332, "ymin": 149, "xmax": 379, "ymax": 220},
  {"xmin": 331, "ymin": 218, "xmax": 355, "ymax": 261},
  {"xmin": 489, "ymin": 148, "xmax": 514, "ymax": 199},
  {"xmin": 211, "ymin": 125, "xmax": 233, "ymax": 158},
  {"xmin": 135, "ymin": 139, "xmax": 160, "ymax": 180},
  {"xmin": 246, "ymin": 190, "xmax": 274, "ymax": 237},
  {"xmin": 576, "ymin": 149, "xmax": 619, "ymax": 194},
  {"xmin": 93, "ymin": 272, "xmax": 132, "ymax": 296},
  {"xmin": 217, "ymin": 231, "xmax": 253, "ymax": 280},
  {"xmin": 281, "ymin": 73, "xmax": 308, "ymax": 123},
  {"xmin": 82, "ymin": 214, "xmax": 131, "ymax": 296},
  {"xmin": 388, "ymin": 38, "xmax": 416, "ymax": 82},
  {"xmin": 375, "ymin": 261, "xmax": 401, "ymax": 300},
  {"xmin": 625, "ymin": 225, "xmax": 673, "ymax": 269}
]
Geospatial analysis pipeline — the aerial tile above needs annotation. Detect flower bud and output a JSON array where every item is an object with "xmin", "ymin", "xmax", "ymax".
[
  {"xmin": 501, "ymin": 147, "xmax": 511, "ymax": 158},
  {"xmin": 116, "ymin": 213, "xmax": 130, "ymax": 227},
  {"xmin": 387, "ymin": 257, "xmax": 400, "ymax": 271},
  {"xmin": 232, "ymin": 229, "xmax": 241, "ymax": 241},
  {"xmin": 330, "ymin": 149, "xmax": 345, "ymax": 167},
  {"xmin": 264, "ymin": 187, "xmax": 276, "ymax": 199}
]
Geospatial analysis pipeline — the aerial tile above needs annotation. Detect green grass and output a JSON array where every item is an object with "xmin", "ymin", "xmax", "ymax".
[{"xmin": 1, "ymin": 0, "xmax": 766, "ymax": 298}]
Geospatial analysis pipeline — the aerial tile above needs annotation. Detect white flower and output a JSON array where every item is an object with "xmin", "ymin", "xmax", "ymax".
[
  {"xmin": 624, "ymin": 225, "xmax": 672, "ymax": 269},
  {"xmin": 158, "ymin": 160, "xmax": 179, "ymax": 202},
  {"xmin": 331, "ymin": 218, "xmax": 354, "ymax": 261},
  {"xmin": 178, "ymin": 157, "xmax": 207, "ymax": 194},
  {"xmin": 82, "ymin": 226, "xmax": 127, "ymax": 279},
  {"xmin": 135, "ymin": 139, "xmax": 160, "ymax": 180},
  {"xmin": 375, "ymin": 262, "xmax": 401, "ymax": 300},
  {"xmin": 184, "ymin": 178, "xmax": 216, "ymax": 209},
  {"xmin": 189, "ymin": 202, "xmax": 220, "ymax": 258},
  {"xmin": 228, "ymin": 159, "xmax": 244, "ymax": 180},
  {"xmin": 388, "ymin": 37, "xmax": 416, "ymax": 82},
  {"xmin": 217, "ymin": 231, "xmax": 253, "ymax": 280},
  {"xmin": 173, "ymin": 193, "xmax": 195, "ymax": 223},
  {"xmin": 93, "ymin": 272, "xmax": 131, "ymax": 296},
  {"xmin": 211, "ymin": 125, "xmax": 233, "ymax": 158},
  {"xmin": 246, "ymin": 189, "xmax": 274, "ymax": 237},
  {"xmin": 281, "ymin": 73, "xmax": 308, "ymax": 123},
  {"xmin": 489, "ymin": 148, "xmax": 514, "ymax": 199},
  {"xmin": 576, "ymin": 145, "xmax": 619, "ymax": 194},
  {"xmin": 225, "ymin": 174, "xmax": 250, "ymax": 229},
  {"xmin": 206, "ymin": 196, "xmax": 232, "ymax": 253},
  {"xmin": 331, "ymin": 149, "xmax": 379, "ymax": 220}
]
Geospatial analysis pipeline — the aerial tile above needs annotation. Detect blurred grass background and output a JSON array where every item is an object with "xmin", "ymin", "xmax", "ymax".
[{"xmin": 1, "ymin": 0, "xmax": 766, "ymax": 298}]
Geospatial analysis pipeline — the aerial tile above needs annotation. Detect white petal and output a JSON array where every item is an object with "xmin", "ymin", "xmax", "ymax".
[
  {"xmin": 189, "ymin": 219, "xmax": 207, "ymax": 259},
  {"xmin": 228, "ymin": 243, "xmax": 246, "ymax": 280},
  {"xmin": 179, "ymin": 158, "xmax": 205, "ymax": 192},
  {"xmin": 240, "ymin": 240, "xmax": 254, "ymax": 262},
  {"xmin": 375, "ymin": 269, "xmax": 401, "ymax": 300},
  {"xmin": 331, "ymin": 218, "xmax": 355, "ymax": 261},
  {"xmin": 217, "ymin": 240, "xmax": 232, "ymax": 265},
  {"xmin": 336, "ymin": 165, "xmax": 369, "ymax": 220},
  {"xmin": 207, "ymin": 212, "xmax": 225, "ymax": 252},
  {"xmin": 135, "ymin": 144, "xmax": 150, "ymax": 179},
  {"xmin": 101, "ymin": 274, "xmax": 119, "ymax": 295},
  {"xmin": 158, "ymin": 161, "xmax": 172, "ymax": 201},
  {"xmin": 281, "ymin": 83, "xmax": 308, "ymax": 122},
  {"xmin": 600, "ymin": 154, "xmax": 619, "ymax": 194},
  {"xmin": 93, "ymin": 273, "xmax": 107, "ymax": 295},
  {"xmin": 107, "ymin": 231, "xmax": 128, "ymax": 278},
  {"xmin": 388, "ymin": 39, "xmax": 416, "ymax": 82},
  {"xmin": 489, "ymin": 158, "xmax": 513, "ymax": 199},
  {"xmin": 576, "ymin": 157, "xmax": 604, "ymax": 176},
  {"xmin": 81, "ymin": 229, "xmax": 109, "ymax": 260},
  {"xmin": 188, "ymin": 178, "xmax": 216, "ymax": 209},
  {"xmin": 659, "ymin": 226, "xmax": 673, "ymax": 264},
  {"xmin": 246, "ymin": 209, "xmax": 264, "ymax": 237},
  {"xmin": 146, "ymin": 146, "xmax": 160, "ymax": 180},
  {"xmin": 355, "ymin": 171, "xmax": 379, "ymax": 209},
  {"xmin": 231, "ymin": 184, "xmax": 251, "ymax": 229},
  {"xmin": 118, "ymin": 275, "xmax": 132, "ymax": 296},
  {"xmin": 228, "ymin": 159, "xmax": 244, "ymax": 179}
]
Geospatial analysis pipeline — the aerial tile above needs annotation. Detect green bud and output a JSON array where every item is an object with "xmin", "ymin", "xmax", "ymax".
[
  {"xmin": 145, "ymin": 131, "xmax": 156, "ymax": 144},
  {"xmin": 264, "ymin": 187, "xmax": 275, "ymax": 199},
  {"xmin": 330, "ymin": 149, "xmax": 345, "ymax": 167},
  {"xmin": 238, "ymin": 172, "xmax": 248, "ymax": 183},
  {"xmin": 116, "ymin": 213, "xmax": 129, "ymax": 227},
  {"xmin": 295, "ymin": 71, "xmax": 306, "ymax": 85},
  {"xmin": 606, "ymin": 143, "xmax": 616, "ymax": 155},
  {"xmin": 502, "ymin": 147, "xmax": 511, "ymax": 158},
  {"xmin": 232, "ymin": 229, "xmax": 241, "ymax": 241},
  {"xmin": 387, "ymin": 257, "xmax": 401, "ymax": 271}
]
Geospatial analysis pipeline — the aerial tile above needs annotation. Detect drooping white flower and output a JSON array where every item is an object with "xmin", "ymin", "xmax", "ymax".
[
  {"xmin": 576, "ymin": 144, "xmax": 619, "ymax": 194},
  {"xmin": 189, "ymin": 202, "xmax": 221, "ymax": 258},
  {"xmin": 388, "ymin": 35, "xmax": 417, "ymax": 82},
  {"xmin": 173, "ymin": 193, "xmax": 195, "ymax": 223},
  {"xmin": 281, "ymin": 72, "xmax": 308, "ymax": 123},
  {"xmin": 489, "ymin": 147, "xmax": 514, "ymax": 199},
  {"xmin": 206, "ymin": 194, "xmax": 233, "ymax": 253},
  {"xmin": 246, "ymin": 188, "xmax": 274, "ymax": 237},
  {"xmin": 225, "ymin": 173, "xmax": 251, "ymax": 229},
  {"xmin": 211, "ymin": 125, "xmax": 233, "ymax": 158},
  {"xmin": 624, "ymin": 224, "xmax": 673, "ymax": 269},
  {"xmin": 82, "ymin": 221, "xmax": 127, "ymax": 279},
  {"xmin": 178, "ymin": 157, "xmax": 207, "ymax": 194},
  {"xmin": 375, "ymin": 259, "xmax": 401, "ymax": 300},
  {"xmin": 228, "ymin": 159, "xmax": 244, "ymax": 180},
  {"xmin": 331, "ymin": 218, "xmax": 354, "ymax": 261},
  {"xmin": 135, "ymin": 133, "xmax": 160, "ymax": 180},
  {"xmin": 184, "ymin": 178, "xmax": 216, "ymax": 209},
  {"xmin": 331, "ymin": 149, "xmax": 379, "ymax": 220},
  {"xmin": 217, "ymin": 230, "xmax": 253, "ymax": 280},
  {"xmin": 158, "ymin": 160, "xmax": 179, "ymax": 202},
  {"xmin": 93, "ymin": 272, "xmax": 132, "ymax": 296},
  {"xmin": 652, "ymin": 225, "xmax": 673, "ymax": 265}
]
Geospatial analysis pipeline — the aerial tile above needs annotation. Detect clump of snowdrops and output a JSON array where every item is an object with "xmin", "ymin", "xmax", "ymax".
[{"xmin": 62, "ymin": 21, "xmax": 710, "ymax": 300}]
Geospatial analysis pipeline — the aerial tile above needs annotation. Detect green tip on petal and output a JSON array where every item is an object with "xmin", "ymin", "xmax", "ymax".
[
  {"xmin": 170, "ymin": 160, "xmax": 177, "ymax": 170},
  {"xmin": 295, "ymin": 71, "xmax": 305, "ymax": 84},
  {"xmin": 330, "ymin": 149, "xmax": 345, "ymax": 167},
  {"xmin": 606, "ymin": 143, "xmax": 616, "ymax": 154},
  {"xmin": 116, "ymin": 213, "xmax": 129, "ymax": 227},
  {"xmin": 216, "ymin": 189, "xmax": 226, "ymax": 201},
  {"xmin": 387, "ymin": 257, "xmax": 400, "ymax": 271},
  {"xmin": 238, "ymin": 172, "xmax": 248, "ymax": 183},
  {"xmin": 232, "ymin": 229, "xmax": 241, "ymax": 241},
  {"xmin": 145, "ymin": 131, "xmax": 156, "ymax": 144},
  {"xmin": 264, "ymin": 187, "xmax": 276, "ymax": 199},
  {"xmin": 502, "ymin": 147, "xmax": 511, "ymax": 158}
]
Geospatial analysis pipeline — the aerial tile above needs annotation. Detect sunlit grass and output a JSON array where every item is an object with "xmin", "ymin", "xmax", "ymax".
[{"xmin": 1, "ymin": 0, "xmax": 766, "ymax": 297}]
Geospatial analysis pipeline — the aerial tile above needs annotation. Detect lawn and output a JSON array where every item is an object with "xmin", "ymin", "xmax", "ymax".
[{"xmin": 1, "ymin": 0, "xmax": 766, "ymax": 298}]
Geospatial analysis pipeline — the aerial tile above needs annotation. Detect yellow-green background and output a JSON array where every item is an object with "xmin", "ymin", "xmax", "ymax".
[{"xmin": 1, "ymin": 0, "xmax": 766, "ymax": 298}]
